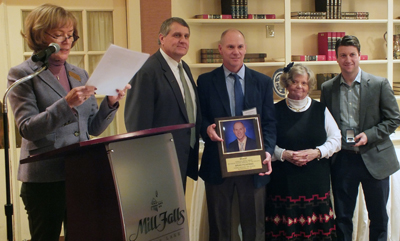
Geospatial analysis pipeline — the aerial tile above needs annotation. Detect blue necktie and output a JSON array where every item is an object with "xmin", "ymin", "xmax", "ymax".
[{"xmin": 231, "ymin": 73, "xmax": 243, "ymax": 116}]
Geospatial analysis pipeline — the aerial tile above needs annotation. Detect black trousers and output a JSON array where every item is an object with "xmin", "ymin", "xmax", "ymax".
[
  {"xmin": 331, "ymin": 151, "xmax": 389, "ymax": 241},
  {"xmin": 20, "ymin": 181, "xmax": 66, "ymax": 241},
  {"xmin": 205, "ymin": 175, "xmax": 266, "ymax": 241}
]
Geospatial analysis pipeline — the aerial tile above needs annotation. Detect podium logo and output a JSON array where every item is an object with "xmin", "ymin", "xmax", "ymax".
[
  {"xmin": 151, "ymin": 191, "xmax": 163, "ymax": 211},
  {"xmin": 129, "ymin": 190, "xmax": 186, "ymax": 241}
]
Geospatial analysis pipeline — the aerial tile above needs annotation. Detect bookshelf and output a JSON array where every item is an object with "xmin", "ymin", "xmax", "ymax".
[{"xmin": 172, "ymin": 0, "xmax": 400, "ymax": 100}]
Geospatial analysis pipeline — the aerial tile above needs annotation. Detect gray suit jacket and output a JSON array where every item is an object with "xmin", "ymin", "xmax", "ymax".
[
  {"xmin": 8, "ymin": 58, "xmax": 118, "ymax": 182},
  {"xmin": 124, "ymin": 50, "xmax": 201, "ymax": 181},
  {"xmin": 320, "ymin": 70, "xmax": 400, "ymax": 179}
]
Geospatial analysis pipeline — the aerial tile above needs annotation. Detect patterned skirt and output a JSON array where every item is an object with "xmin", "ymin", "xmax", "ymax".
[{"xmin": 265, "ymin": 160, "xmax": 336, "ymax": 240}]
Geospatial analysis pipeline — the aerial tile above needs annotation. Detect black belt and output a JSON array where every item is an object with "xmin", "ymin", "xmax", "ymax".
[{"xmin": 341, "ymin": 149, "xmax": 360, "ymax": 155}]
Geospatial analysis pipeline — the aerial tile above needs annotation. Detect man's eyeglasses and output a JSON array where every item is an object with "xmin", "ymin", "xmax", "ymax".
[{"xmin": 45, "ymin": 32, "xmax": 79, "ymax": 43}]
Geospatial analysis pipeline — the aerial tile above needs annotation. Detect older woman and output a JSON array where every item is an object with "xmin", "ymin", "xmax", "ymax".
[
  {"xmin": 7, "ymin": 4, "xmax": 129, "ymax": 241},
  {"xmin": 265, "ymin": 63, "xmax": 341, "ymax": 240}
]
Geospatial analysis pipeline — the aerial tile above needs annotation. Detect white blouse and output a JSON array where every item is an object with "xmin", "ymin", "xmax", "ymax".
[{"xmin": 273, "ymin": 96, "xmax": 342, "ymax": 162}]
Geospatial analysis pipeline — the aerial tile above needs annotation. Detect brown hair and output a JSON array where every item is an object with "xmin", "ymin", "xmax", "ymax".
[
  {"xmin": 335, "ymin": 35, "xmax": 361, "ymax": 58},
  {"xmin": 21, "ymin": 4, "xmax": 79, "ymax": 52}
]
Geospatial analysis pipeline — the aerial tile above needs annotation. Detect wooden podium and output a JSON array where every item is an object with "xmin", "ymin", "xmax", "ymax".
[{"xmin": 21, "ymin": 124, "xmax": 192, "ymax": 241}]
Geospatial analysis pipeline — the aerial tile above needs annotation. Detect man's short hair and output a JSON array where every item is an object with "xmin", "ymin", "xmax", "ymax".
[
  {"xmin": 220, "ymin": 29, "xmax": 245, "ymax": 44},
  {"xmin": 335, "ymin": 35, "xmax": 361, "ymax": 58},
  {"xmin": 158, "ymin": 17, "xmax": 190, "ymax": 45}
]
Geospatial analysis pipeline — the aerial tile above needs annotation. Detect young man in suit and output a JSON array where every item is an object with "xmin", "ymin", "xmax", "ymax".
[
  {"xmin": 197, "ymin": 29, "xmax": 276, "ymax": 241},
  {"xmin": 227, "ymin": 121, "xmax": 257, "ymax": 152},
  {"xmin": 320, "ymin": 35, "xmax": 400, "ymax": 241},
  {"xmin": 124, "ymin": 17, "xmax": 201, "ymax": 190}
]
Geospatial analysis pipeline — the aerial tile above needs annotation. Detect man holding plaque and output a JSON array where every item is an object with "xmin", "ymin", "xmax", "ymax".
[{"xmin": 197, "ymin": 29, "xmax": 276, "ymax": 241}]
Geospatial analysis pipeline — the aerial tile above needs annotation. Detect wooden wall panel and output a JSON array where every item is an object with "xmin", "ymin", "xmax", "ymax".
[{"xmin": 140, "ymin": 0, "xmax": 171, "ymax": 54}]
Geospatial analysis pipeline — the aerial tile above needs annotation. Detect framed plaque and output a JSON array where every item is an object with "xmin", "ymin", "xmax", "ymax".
[{"xmin": 215, "ymin": 115, "xmax": 267, "ymax": 178}]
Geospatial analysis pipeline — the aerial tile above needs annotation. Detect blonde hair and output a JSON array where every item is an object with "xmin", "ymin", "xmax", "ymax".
[
  {"xmin": 280, "ymin": 64, "xmax": 316, "ymax": 93},
  {"xmin": 21, "ymin": 4, "xmax": 79, "ymax": 52}
]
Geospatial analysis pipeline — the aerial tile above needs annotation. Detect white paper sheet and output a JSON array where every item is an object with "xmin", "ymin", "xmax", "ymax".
[{"xmin": 86, "ymin": 44, "xmax": 150, "ymax": 95}]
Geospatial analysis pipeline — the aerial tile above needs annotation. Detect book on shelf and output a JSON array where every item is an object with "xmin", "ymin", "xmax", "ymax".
[
  {"xmin": 221, "ymin": 0, "xmax": 232, "ymax": 15},
  {"xmin": 341, "ymin": 12, "xmax": 369, "ymax": 19},
  {"xmin": 309, "ymin": 90, "xmax": 321, "ymax": 99},
  {"xmin": 220, "ymin": 0, "xmax": 248, "ymax": 19},
  {"xmin": 200, "ymin": 49, "xmax": 219, "ymax": 54},
  {"xmin": 392, "ymin": 83, "xmax": 400, "ymax": 95},
  {"xmin": 243, "ymin": 0, "xmax": 248, "ymax": 18},
  {"xmin": 318, "ymin": 32, "xmax": 345, "ymax": 61},
  {"xmin": 201, "ymin": 58, "xmax": 265, "ymax": 63},
  {"xmin": 247, "ymin": 14, "xmax": 276, "ymax": 19},
  {"xmin": 392, "ymin": 86, "xmax": 400, "ymax": 91},
  {"xmin": 318, "ymin": 32, "xmax": 333, "ymax": 61},
  {"xmin": 200, "ymin": 50, "xmax": 267, "ymax": 63},
  {"xmin": 315, "ymin": 0, "xmax": 342, "ymax": 19},
  {"xmin": 316, "ymin": 73, "xmax": 339, "ymax": 90},
  {"xmin": 392, "ymin": 83, "xmax": 400, "ymax": 94},
  {"xmin": 291, "ymin": 12, "xmax": 326, "ymax": 19},
  {"xmin": 315, "ymin": 0, "xmax": 328, "ymax": 12},
  {"xmin": 292, "ymin": 55, "xmax": 326, "ymax": 61},
  {"xmin": 201, "ymin": 53, "xmax": 267, "ymax": 58},
  {"xmin": 332, "ymin": 32, "xmax": 337, "ymax": 60},
  {"xmin": 360, "ymin": 55, "xmax": 368, "ymax": 60},
  {"xmin": 195, "ymin": 14, "xmax": 233, "ymax": 19}
]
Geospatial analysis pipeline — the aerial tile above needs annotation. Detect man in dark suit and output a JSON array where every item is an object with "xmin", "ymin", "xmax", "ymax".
[
  {"xmin": 197, "ymin": 29, "xmax": 276, "ymax": 241},
  {"xmin": 320, "ymin": 35, "xmax": 400, "ymax": 241},
  {"xmin": 227, "ymin": 121, "xmax": 257, "ymax": 152},
  {"xmin": 124, "ymin": 17, "xmax": 201, "ymax": 190}
]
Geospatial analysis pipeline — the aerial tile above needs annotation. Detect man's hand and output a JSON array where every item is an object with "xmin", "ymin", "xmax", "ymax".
[
  {"xmin": 259, "ymin": 152, "xmax": 272, "ymax": 176},
  {"xmin": 354, "ymin": 132, "xmax": 368, "ymax": 147},
  {"xmin": 207, "ymin": 124, "xmax": 223, "ymax": 142}
]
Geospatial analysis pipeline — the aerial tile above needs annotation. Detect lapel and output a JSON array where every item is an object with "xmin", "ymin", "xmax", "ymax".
[
  {"xmin": 29, "ymin": 59, "xmax": 67, "ymax": 97},
  {"xmin": 155, "ymin": 50, "xmax": 189, "ymax": 122},
  {"xmin": 212, "ymin": 66, "xmax": 231, "ymax": 116},
  {"xmin": 359, "ymin": 71, "xmax": 371, "ymax": 130},
  {"xmin": 243, "ymin": 66, "xmax": 255, "ymax": 109},
  {"xmin": 65, "ymin": 63, "xmax": 84, "ymax": 89},
  {"xmin": 330, "ymin": 74, "xmax": 341, "ymax": 125}
]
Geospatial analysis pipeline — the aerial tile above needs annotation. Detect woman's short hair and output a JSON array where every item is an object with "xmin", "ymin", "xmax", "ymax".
[
  {"xmin": 22, "ymin": 4, "xmax": 79, "ymax": 53},
  {"xmin": 279, "ymin": 64, "xmax": 316, "ymax": 93}
]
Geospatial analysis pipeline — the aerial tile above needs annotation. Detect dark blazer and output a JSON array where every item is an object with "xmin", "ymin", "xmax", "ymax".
[
  {"xmin": 320, "ymin": 71, "xmax": 400, "ymax": 179},
  {"xmin": 227, "ymin": 136, "xmax": 257, "ymax": 152},
  {"xmin": 197, "ymin": 65, "xmax": 276, "ymax": 188},
  {"xmin": 124, "ymin": 50, "xmax": 201, "ymax": 181},
  {"xmin": 8, "ymin": 59, "xmax": 118, "ymax": 182}
]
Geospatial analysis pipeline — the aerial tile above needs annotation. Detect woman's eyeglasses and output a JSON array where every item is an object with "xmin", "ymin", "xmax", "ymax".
[{"xmin": 45, "ymin": 32, "xmax": 79, "ymax": 43}]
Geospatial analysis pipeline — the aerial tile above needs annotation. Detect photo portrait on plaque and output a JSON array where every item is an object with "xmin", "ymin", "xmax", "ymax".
[{"xmin": 215, "ymin": 115, "xmax": 267, "ymax": 177}]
